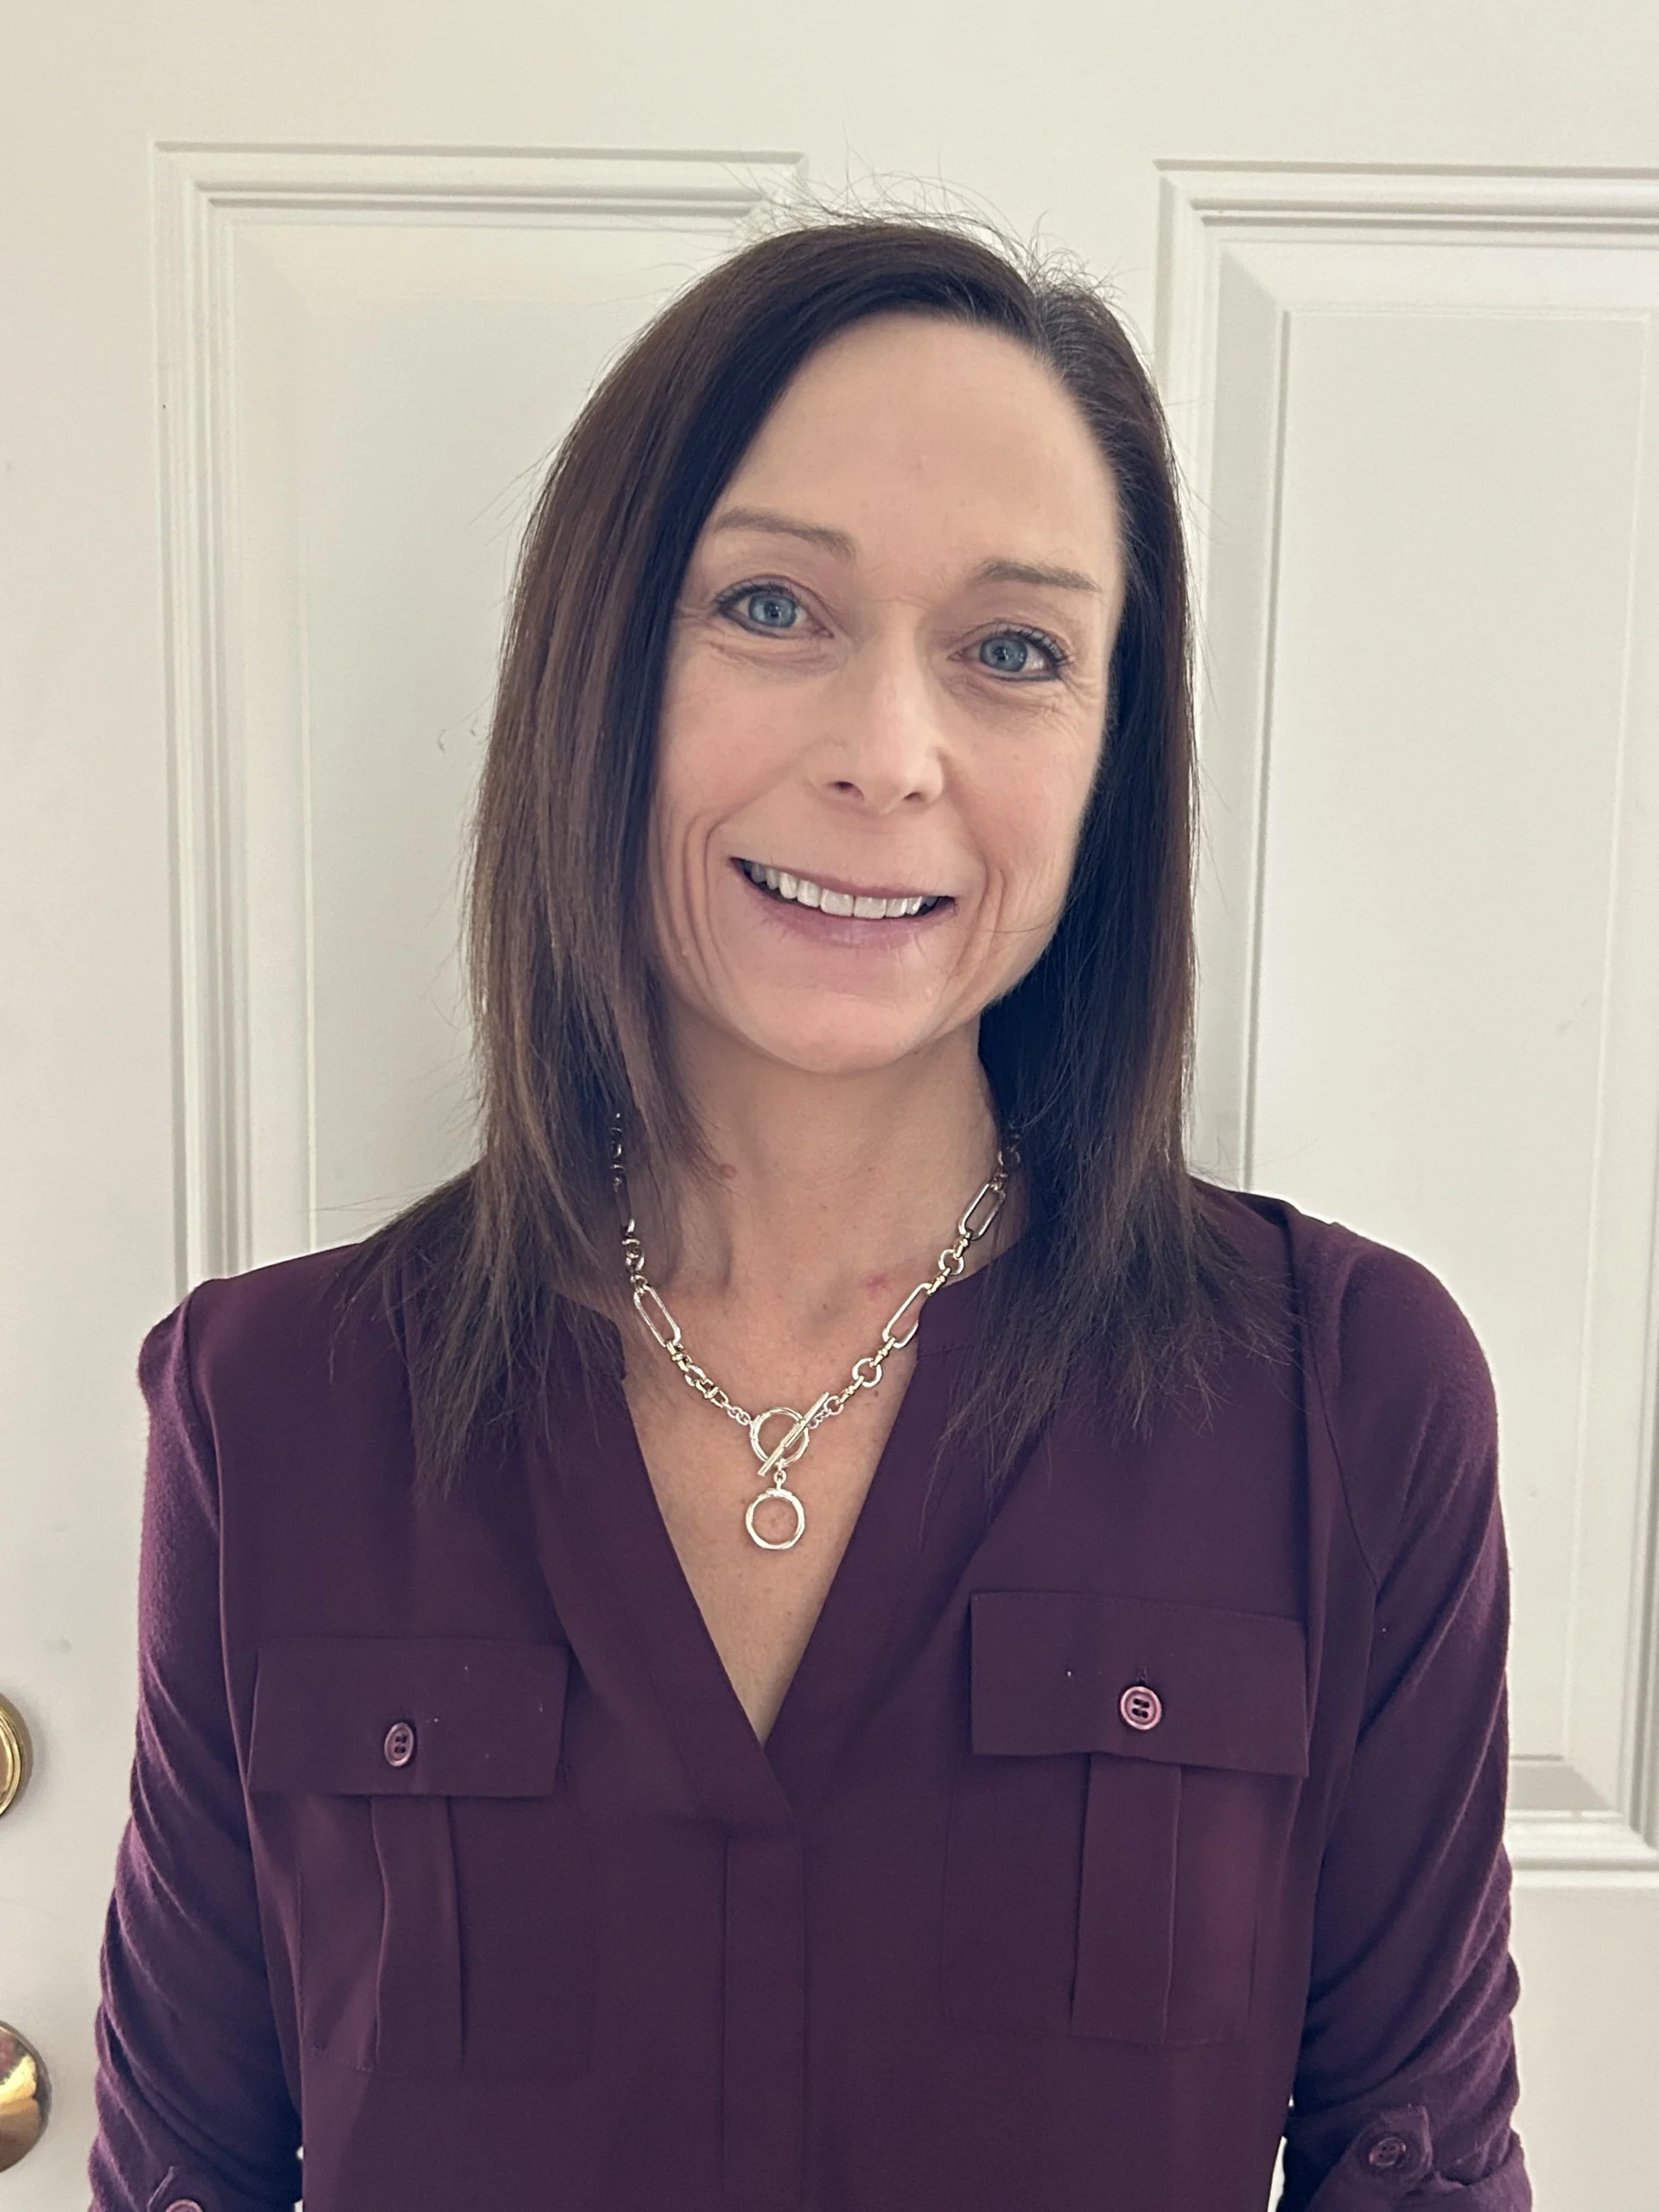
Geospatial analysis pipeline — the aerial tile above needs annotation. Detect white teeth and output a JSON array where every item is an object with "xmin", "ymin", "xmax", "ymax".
[{"xmin": 741, "ymin": 859, "xmax": 938, "ymax": 918}]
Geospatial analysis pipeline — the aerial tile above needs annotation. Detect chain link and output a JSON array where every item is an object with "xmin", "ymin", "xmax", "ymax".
[{"xmin": 612, "ymin": 1128, "xmax": 1010, "ymax": 1438}]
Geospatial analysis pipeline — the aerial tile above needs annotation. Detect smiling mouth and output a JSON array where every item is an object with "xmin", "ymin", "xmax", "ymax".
[{"xmin": 737, "ymin": 858, "xmax": 947, "ymax": 919}]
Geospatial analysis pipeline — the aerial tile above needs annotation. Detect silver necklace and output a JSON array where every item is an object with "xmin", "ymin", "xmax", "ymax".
[{"xmin": 611, "ymin": 1132, "xmax": 1009, "ymax": 1552}]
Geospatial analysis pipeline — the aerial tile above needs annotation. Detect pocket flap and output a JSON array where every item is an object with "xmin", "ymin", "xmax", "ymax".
[
  {"xmin": 969, "ymin": 1591, "xmax": 1307, "ymax": 1777},
  {"xmin": 249, "ymin": 1636, "xmax": 569, "ymax": 1796}
]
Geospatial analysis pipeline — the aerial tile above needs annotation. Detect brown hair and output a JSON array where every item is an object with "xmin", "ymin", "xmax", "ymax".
[{"xmin": 345, "ymin": 209, "xmax": 1282, "ymax": 1496}]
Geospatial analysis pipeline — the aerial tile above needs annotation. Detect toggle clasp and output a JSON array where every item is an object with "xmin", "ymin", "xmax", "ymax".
[{"xmin": 742, "ymin": 1399, "xmax": 826, "ymax": 1552}]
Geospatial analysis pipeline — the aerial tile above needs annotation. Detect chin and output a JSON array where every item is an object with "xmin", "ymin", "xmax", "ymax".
[{"xmin": 740, "ymin": 1008, "xmax": 950, "ymax": 1078}]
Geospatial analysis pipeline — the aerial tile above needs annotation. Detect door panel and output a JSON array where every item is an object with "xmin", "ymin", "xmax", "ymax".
[{"xmin": 1164, "ymin": 179, "xmax": 1659, "ymax": 1887}]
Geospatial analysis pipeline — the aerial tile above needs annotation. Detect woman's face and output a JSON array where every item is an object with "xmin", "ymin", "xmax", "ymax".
[{"xmin": 650, "ymin": 309, "xmax": 1128, "ymax": 1081}]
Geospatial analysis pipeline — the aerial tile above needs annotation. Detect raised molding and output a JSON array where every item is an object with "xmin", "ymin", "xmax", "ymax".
[
  {"xmin": 1154, "ymin": 161, "xmax": 1659, "ymax": 1187},
  {"xmin": 153, "ymin": 142, "xmax": 807, "ymax": 1293},
  {"xmin": 1155, "ymin": 163, "xmax": 1659, "ymax": 1878}
]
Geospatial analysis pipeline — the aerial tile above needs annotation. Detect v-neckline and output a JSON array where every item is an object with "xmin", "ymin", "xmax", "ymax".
[{"xmin": 544, "ymin": 1256, "xmax": 995, "ymax": 1827}]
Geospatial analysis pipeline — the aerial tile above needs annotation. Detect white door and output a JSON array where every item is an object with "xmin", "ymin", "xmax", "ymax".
[{"xmin": 3, "ymin": 5, "xmax": 1657, "ymax": 2204}]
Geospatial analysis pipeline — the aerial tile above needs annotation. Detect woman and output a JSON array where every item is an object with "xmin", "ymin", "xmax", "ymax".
[{"xmin": 91, "ymin": 213, "xmax": 1529, "ymax": 2211}]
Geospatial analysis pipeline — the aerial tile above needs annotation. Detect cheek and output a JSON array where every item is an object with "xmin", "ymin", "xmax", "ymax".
[
  {"xmin": 652, "ymin": 680, "xmax": 734, "ymax": 883},
  {"xmin": 654, "ymin": 652, "xmax": 779, "ymax": 831},
  {"xmin": 984, "ymin": 746, "xmax": 1101, "ymax": 912}
]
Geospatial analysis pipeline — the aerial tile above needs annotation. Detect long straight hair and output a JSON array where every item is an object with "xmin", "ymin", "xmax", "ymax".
[{"xmin": 344, "ymin": 211, "xmax": 1284, "ymax": 1495}]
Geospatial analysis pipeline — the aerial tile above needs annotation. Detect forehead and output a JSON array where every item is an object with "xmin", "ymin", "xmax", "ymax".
[{"xmin": 711, "ymin": 310, "xmax": 1123, "ymax": 575}]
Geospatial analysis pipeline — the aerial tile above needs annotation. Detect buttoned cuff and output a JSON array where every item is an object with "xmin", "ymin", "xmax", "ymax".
[{"xmin": 1301, "ymin": 2109, "xmax": 1529, "ymax": 2210}]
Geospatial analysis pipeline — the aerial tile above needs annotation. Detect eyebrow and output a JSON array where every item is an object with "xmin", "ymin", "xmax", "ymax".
[{"xmin": 707, "ymin": 505, "xmax": 1105, "ymax": 599}]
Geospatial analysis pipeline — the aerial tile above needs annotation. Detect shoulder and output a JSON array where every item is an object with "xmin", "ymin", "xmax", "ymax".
[
  {"xmin": 142, "ymin": 1241, "xmax": 392, "ymax": 1441},
  {"xmin": 1211, "ymin": 1186, "xmax": 1491, "ymax": 1402},
  {"xmin": 1198, "ymin": 1183, "xmax": 1499, "ymax": 1581},
  {"xmin": 188, "ymin": 1239, "xmax": 364, "ymax": 1350}
]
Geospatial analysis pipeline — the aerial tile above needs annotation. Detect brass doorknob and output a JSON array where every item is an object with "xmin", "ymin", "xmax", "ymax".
[
  {"xmin": 0, "ymin": 1696, "xmax": 30, "ymax": 1818},
  {"xmin": 0, "ymin": 2024, "xmax": 48, "ymax": 2171}
]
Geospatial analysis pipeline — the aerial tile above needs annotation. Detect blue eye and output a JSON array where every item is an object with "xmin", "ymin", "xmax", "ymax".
[
  {"xmin": 978, "ymin": 628, "xmax": 1066, "ymax": 679},
  {"xmin": 720, "ymin": 582, "xmax": 803, "ymax": 631}
]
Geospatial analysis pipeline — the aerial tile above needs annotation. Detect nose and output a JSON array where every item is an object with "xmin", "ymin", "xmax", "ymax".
[{"xmin": 813, "ymin": 632, "xmax": 947, "ymax": 814}]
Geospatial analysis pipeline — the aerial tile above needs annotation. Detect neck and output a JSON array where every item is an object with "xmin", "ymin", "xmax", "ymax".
[{"xmin": 623, "ymin": 1016, "xmax": 1017, "ymax": 1339}]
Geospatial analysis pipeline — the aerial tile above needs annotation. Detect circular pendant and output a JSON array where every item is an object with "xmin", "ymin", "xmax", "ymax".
[{"xmin": 745, "ymin": 1484, "xmax": 808, "ymax": 1551}]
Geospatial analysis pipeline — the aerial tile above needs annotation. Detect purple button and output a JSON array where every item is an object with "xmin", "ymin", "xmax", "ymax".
[
  {"xmin": 383, "ymin": 1720, "xmax": 416, "ymax": 1768},
  {"xmin": 1119, "ymin": 1683, "xmax": 1162, "ymax": 1731},
  {"xmin": 164, "ymin": 2201, "xmax": 206, "ymax": 2211},
  {"xmin": 1366, "ymin": 2133, "xmax": 1411, "ymax": 2172}
]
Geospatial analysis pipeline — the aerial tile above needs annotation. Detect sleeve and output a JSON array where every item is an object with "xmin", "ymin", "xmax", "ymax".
[
  {"xmin": 1280, "ymin": 1241, "xmax": 1529, "ymax": 2210},
  {"xmin": 89, "ymin": 1295, "xmax": 302, "ymax": 2212}
]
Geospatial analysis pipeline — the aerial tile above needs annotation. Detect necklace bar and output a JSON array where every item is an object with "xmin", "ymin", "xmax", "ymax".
[{"xmin": 882, "ymin": 1281, "xmax": 932, "ymax": 1349}]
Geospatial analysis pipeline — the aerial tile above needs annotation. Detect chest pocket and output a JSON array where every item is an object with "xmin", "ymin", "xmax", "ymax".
[
  {"xmin": 249, "ymin": 1636, "xmax": 591, "ymax": 2080},
  {"xmin": 944, "ymin": 1592, "xmax": 1307, "ymax": 2046}
]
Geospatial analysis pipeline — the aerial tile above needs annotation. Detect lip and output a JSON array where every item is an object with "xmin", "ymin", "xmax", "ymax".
[
  {"xmin": 734, "ymin": 855, "xmax": 948, "ymax": 905},
  {"xmin": 731, "ymin": 857, "xmax": 956, "ymax": 943}
]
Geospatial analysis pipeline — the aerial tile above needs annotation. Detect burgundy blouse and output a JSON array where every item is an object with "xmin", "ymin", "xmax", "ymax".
[{"xmin": 89, "ymin": 1188, "xmax": 1529, "ymax": 2211}]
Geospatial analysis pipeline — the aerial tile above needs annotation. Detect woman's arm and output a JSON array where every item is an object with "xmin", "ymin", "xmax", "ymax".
[
  {"xmin": 90, "ymin": 1298, "xmax": 302, "ymax": 2212},
  {"xmin": 1283, "ymin": 1235, "xmax": 1529, "ymax": 2210}
]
